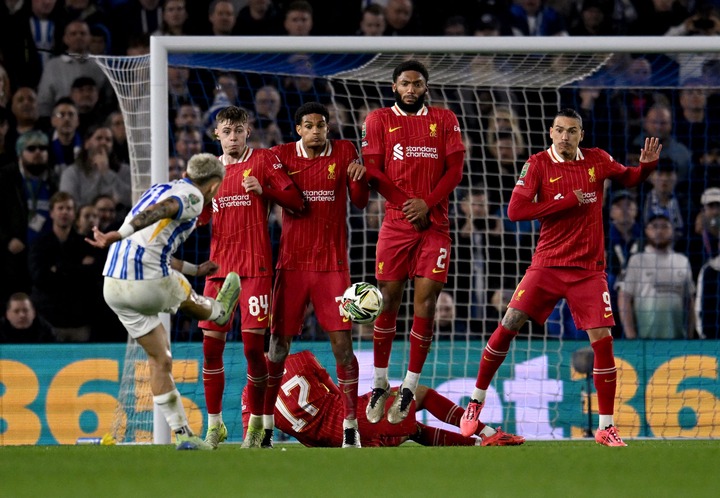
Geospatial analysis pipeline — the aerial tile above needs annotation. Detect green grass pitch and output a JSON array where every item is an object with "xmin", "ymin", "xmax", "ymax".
[{"xmin": 2, "ymin": 440, "xmax": 718, "ymax": 497}]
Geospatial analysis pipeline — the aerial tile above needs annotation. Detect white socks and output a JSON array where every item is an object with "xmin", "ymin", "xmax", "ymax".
[{"xmin": 154, "ymin": 389, "xmax": 188, "ymax": 432}]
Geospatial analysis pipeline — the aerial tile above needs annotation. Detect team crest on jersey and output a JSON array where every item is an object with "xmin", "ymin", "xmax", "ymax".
[
  {"xmin": 328, "ymin": 163, "xmax": 336, "ymax": 179},
  {"xmin": 429, "ymin": 123, "xmax": 437, "ymax": 137},
  {"xmin": 188, "ymin": 193, "xmax": 201, "ymax": 205},
  {"xmin": 519, "ymin": 162, "xmax": 530, "ymax": 178},
  {"xmin": 378, "ymin": 261, "xmax": 384, "ymax": 274},
  {"xmin": 588, "ymin": 167, "xmax": 596, "ymax": 183},
  {"xmin": 243, "ymin": 168, "xmax": 251, "ymax": 178}
]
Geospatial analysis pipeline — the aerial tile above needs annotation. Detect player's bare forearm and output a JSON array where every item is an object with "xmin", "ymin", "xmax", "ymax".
[{"xmin": 130, "ymin": 198, "xmax": 180, "ymax": 231}]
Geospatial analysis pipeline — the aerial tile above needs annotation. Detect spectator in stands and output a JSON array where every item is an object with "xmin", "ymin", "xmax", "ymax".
[
  {"xmin": 690, "ymin": 187, "xmax": 720, "ymax": 267},
  {"xmin": 509, "ymin": 0, "xmax": 568, "ymax": 36},
  {"xmin": 0, "ymin": 63, "xmax": 10, "ymax": 108},
  {"xmin": 60, "ymin": 124, "xmax": 132, "ymax": 209},
  {"xmin": 618, "ymin": 209, "xmax": 695, "ymax": 339},
  {"xmin": 473, "ymin": 12, "xmax": 504, "ymax": 36},
  {"xmin": 48, "ymin": 98, "xmax": 82, "ymax": 175},
  {"xmin": 153, "ymin": 0, "xmax": 188, "ymax": 36},
  {"xmin": 93, "ymin": 194, "xmax": 120, "ymax": 231},
  {"xmin": 632, "ymin": 103, "xmax": 693, "ymax": 184},
  {"xmin": 36, "ymin": 19, "xmax": 112, "ymax": 119},
  {"xmin": 695, "ymin": 253, "xmax": 720, "ymax": 339},
  {"xmin": 173, "ymin": 102, "xmax": 202, "ymax": 131},
  {"xmin": 29, "ymin": 191, "xmax": 95, "ymax": 342},
  {"xmin": 9, "ymin": 87, "xmax": 41, "ymax": 149},
  {"xmin": 568, "ymin": 0, "xmax": 613, "ymax": 36},
  {"xmin": 674, "ymin": 77, "xmax": 720, "ymax": 166},
  {"xmin": 0, "ymin": 107, "xmax": 13, "ymax": 168},
  {"xmin": 282, "ymin": 0, "xmax": 313, "ymax": 36},
  {"xmin": 213, "ymin": 72, "xmax": 241, "ymax": 107},
  {"xmin": 234, "ymin": 0, "xmax": 279, "ymax": 35},
  {"xmin": 0, "ymin": 130, "xmax": 57, "ymax": 305},
  {"xmin": 173, "ymin": 125, "xmax": 204, "ymax": 163},
  {"xmin": 252, "ymin": 84, "xmax": 287, "ymax": 144},
  {"xmin": 484, "ymin": 129, "xmax": 527, "ymax": 211},
  {"xmin": 69, "ymin": 76, "xmax": 106, "ymax": 137},
  {"xmin": 110, "ymin": 0, "xmax": 162, "ymax": 55},
  {"xmin": 168, "ymin": 155, "xmax": 186, "ymax": 180},
  {"xmin": 0, "ymin": 2, "xmax": 43, "ymax": 89},
  {"xmin": 629, "ymin": 0, "xmax": 688, "ymax": 36},
  {"xmin": 443, "ymin": 15, "xmax": 469, "ymax": 36},
  {"xmin": 167, "ymin": 66, "xmax": 193, "ymax": 112},
  {"xmin": 384, "ymin": 0, "xmax": 422, "ymax": 36},
  {"xmin": 0, "ymin": 292, "xmax": 55, "ymax": 343},
  {"xmin": 357, "ymin": 3, "xmax": 386, "ymax": 36},
  {"xmin": 640, "ymin": 162, "xmax": 686, "ymax": 241},
  {"xmin": 106, "ymin": 111, "xmax": 129, "ymax": 164},
  {"xmin": 28, "ymin": 0, "xmax": 61, "ymax": 69},
  {"xmin": 75, "ymin": 202, "xmax": 98, "ymax": 237},
  {"xmin": 207, "ymin": 0, "xmax": 236, "ymax": 36},
  {"xmin": 605, "ymin": 189, "xmax": 641, "ymax": 338},
  {"xmin": 434, "ymin": 291, "xmax": 467, "ymax": 338},
  {"xmin": 665, "ymin": 5, "xmax": 720, "ymax": 84}
]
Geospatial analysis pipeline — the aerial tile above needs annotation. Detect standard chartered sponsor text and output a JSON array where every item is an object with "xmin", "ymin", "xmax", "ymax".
[
  {"xmin": 304, "ymin": 190, "xmax": 336, "ymax": 202},
  {"xmin": 405, "ymin": 145, "xmax": 438, "ymax": 159},
  {"xmin": 219, "ymin": 194, "xmax": 252, "ymax": 207}
]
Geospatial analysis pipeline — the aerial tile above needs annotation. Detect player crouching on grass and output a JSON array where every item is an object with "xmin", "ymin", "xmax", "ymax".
[{"xmin": 87, "ymin": 153, "xmax": 241, "ymax": 450}]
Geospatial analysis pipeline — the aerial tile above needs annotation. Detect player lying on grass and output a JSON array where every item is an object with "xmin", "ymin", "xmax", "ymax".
[{"xmin": 242, "ymin": 350, "xmax": 524, "ymax": 447}]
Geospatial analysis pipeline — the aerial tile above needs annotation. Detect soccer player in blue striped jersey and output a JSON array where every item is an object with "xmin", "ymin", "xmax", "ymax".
[{"xmin": 86, "ymin": 153, "xmax": 241, "ymax": 450}]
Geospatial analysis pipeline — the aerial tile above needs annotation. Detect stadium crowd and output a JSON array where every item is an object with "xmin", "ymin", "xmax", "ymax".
[{"xmin": 1, "ymin": 0, "xmax": 720, "ymax": 343}]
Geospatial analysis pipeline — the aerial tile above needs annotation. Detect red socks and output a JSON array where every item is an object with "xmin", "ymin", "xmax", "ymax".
[
  {"xmin": 475, "ymin": 324, "xmax": 517, "ymax": 390},
  {"xmin": 413, "ymin": 423, "xmax": 476, "ymax": 446},
  {"xmin": 408, "ymin": 315, "xmax": 433, "ymax": 374},
  {"xmin": 592, "ymin": 335, "xmax": 617, "ymax": 416},
  {"xmin": 336, "ymin": 355, "xmax": 359, "ymax": 420},
  {"xmin": 372, "ymin": 312, "xmax": 396, "ymax": 369},
  {"xmin": 202, "ymin": 335, "xmax": 226, "ymax": 414},
  {"xmin": 242, "ymin": 331, "xmax": 268, "ymax": 416},
  {"xmin": 264, "ymin": 358, "xmax": 285, "ymax": 416}
]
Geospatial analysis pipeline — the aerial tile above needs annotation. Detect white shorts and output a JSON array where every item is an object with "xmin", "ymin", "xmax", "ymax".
[{"xmin": 103, "ymin": 272, "xmax": 192, "ymax": 339}]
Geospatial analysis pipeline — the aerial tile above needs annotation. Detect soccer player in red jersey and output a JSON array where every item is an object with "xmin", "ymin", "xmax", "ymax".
[
  {"xmin": 242, "ymin": 350, "xmax": 525, "ymax": 447},
  {"xmin": 361, "ymin": 59, "xmax": 465, "ymax": 425},
  {"xmin": 460, "ymin": 108, "xmax": 663, "ymax": 447},
  {"xmin": 197, "ymin": 106, "xmax": 304, "ymax": 449},
  {"xmin": 265, "ymin": 102, "xmax": 369, "ymax": 448}
]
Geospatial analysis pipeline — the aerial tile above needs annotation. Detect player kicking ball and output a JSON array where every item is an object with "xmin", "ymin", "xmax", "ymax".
[{"xmin": 87, "ymin": 153, "xmax": 241, "ymax": 450}]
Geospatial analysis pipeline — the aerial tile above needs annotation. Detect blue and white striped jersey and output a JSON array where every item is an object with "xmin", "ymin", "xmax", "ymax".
[{"xmin": 103, "ymin": 179, "xmax": 205, "ymax": 280}]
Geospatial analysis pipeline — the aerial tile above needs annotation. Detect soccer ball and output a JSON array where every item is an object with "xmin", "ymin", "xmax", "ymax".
[{"xmin": 340, "ymin": 282, "xmax": 383, "ymax": 324}]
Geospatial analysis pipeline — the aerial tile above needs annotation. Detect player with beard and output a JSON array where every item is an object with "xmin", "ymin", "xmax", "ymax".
[
  {"xmin": 361, "ymin": 59, "xmax": 465, "ymax": 425},
  {"xmin": 265, "ymin": 102, "xmax": 369, "ymax": 448},
  {"xmin": 197, "ymin": 106, "xmax": 304, "ymax": 449}
]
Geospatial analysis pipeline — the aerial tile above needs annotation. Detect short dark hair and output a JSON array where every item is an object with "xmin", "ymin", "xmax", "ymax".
[
  {"xmin": 215, "ymin": 106, "xmax": 249, "ymax": 126},
  {"xmin": 50, "ymin": 191, "xmax": 75, "ymax": 211},
  {"xmin": 392, "ymin": 59, "xmax": 429, "ymax": 83},
  {"xmin": 294, "ymin": 102, "xmax": 329, "ymax": 125},
  {"xmin": 554, "ymin": 108, "xmax": 583, "ymax": 129},
  {"xmin": 286, "ymin": 0, "xmax": 312, "ymax": 16},
  {"xmin": 363, "ymin": 3, "xmax": 383, "ymax": 16}
]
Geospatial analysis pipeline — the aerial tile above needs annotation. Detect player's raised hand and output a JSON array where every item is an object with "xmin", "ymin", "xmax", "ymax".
[
  {"xmin": 639, "ymin": 137, "xmax": 662, "ymax": 163},
  {"xmin": 242, "ymin": 175, "xmax": 263, "ymax": 195},
  {"xmin": 86, "ymin": 226, "xmax": 121, "ymax": 249},
  {"xmin": 347, "ymin": 161, "xmax": 366, "ymax": 181}
]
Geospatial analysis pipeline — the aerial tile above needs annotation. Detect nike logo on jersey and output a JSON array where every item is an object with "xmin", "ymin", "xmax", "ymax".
[
  {"xmin": 604, "ymin": 312, "xmax": 613, "ymax": 318},
  {"xmin": 549, "ymin": 176, "xmax": 562, "ymax": 183},
  {"xmin": 342, "ymin": 317, "xmax": 350, "ymax": 323},
  {"xmin": 258, "ymin": 315, "xmax": 268, "ymax": 322},
  {"xmin": 288, "ymin": 170, "xmax": 301, "ymax": 175},
  {"xmin": 389, "ymin": 126, "xmax": 402, "ymax": 132},
  {"xmin": 432, "ymin": 268, "xmax": 445, "ymax": 274}
]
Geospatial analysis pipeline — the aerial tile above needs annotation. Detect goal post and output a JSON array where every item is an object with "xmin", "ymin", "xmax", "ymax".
[{"xmin": 93, "ymin": 36, "xmax": 720, "ymax": 443}]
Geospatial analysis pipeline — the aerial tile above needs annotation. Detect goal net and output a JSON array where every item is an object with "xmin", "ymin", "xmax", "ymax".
[{"xmin": 94, "ymin": 36, "xmax": 720, "ymax": 443}]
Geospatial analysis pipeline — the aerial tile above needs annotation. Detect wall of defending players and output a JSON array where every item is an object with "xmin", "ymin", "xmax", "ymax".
[{"xmin": 1, "ymin": 341, "xmax": 719, "ymax": 445}]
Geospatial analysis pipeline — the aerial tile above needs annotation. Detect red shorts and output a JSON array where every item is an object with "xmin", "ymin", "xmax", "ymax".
[
  {"xmin": 375, "ymin": 218, "xmax": 451, "ymax": 283},
  {"xmin": 271, "ymin": 270, "xmax": 351, "ymax": 336},
  {"xmin": 509, "ymin": 267, "xmax": 615, "ymax": 330},
  {"xmin": 198, "ymin": 275, "xmax": 271, "ymax": 332}
]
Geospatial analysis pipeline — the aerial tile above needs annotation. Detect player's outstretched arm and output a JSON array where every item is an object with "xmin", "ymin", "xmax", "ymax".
[
  {"xmin": 170, "ymin": 257, "xmax": 219, "ymax": 277},
  {"xmin": 614, "ymin": 137, "xmax": 662, "ymax": 187},
  {"xmin": 85, "ymin": 197, "xmax": 181, "ymax": 249}
]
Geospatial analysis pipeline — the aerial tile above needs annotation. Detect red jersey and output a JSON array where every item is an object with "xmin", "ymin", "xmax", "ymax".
[
  {"xmin": 361, "ymin": 104, "xmax": 464, "ymax": 226},
  {"xmin": 204, "ymin": 148, "xmax": 293, "ymax": 278},
  {"xmin": 511, "ymin": 146, "xmax": 640, "ymax": 270},
  {"xmin": 271, "ymin": 139, "xmax": 368, "ymax": 271},
  {"xmin": 241, "ymin": 350, "xmax": 417, "ymax": 447}
]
